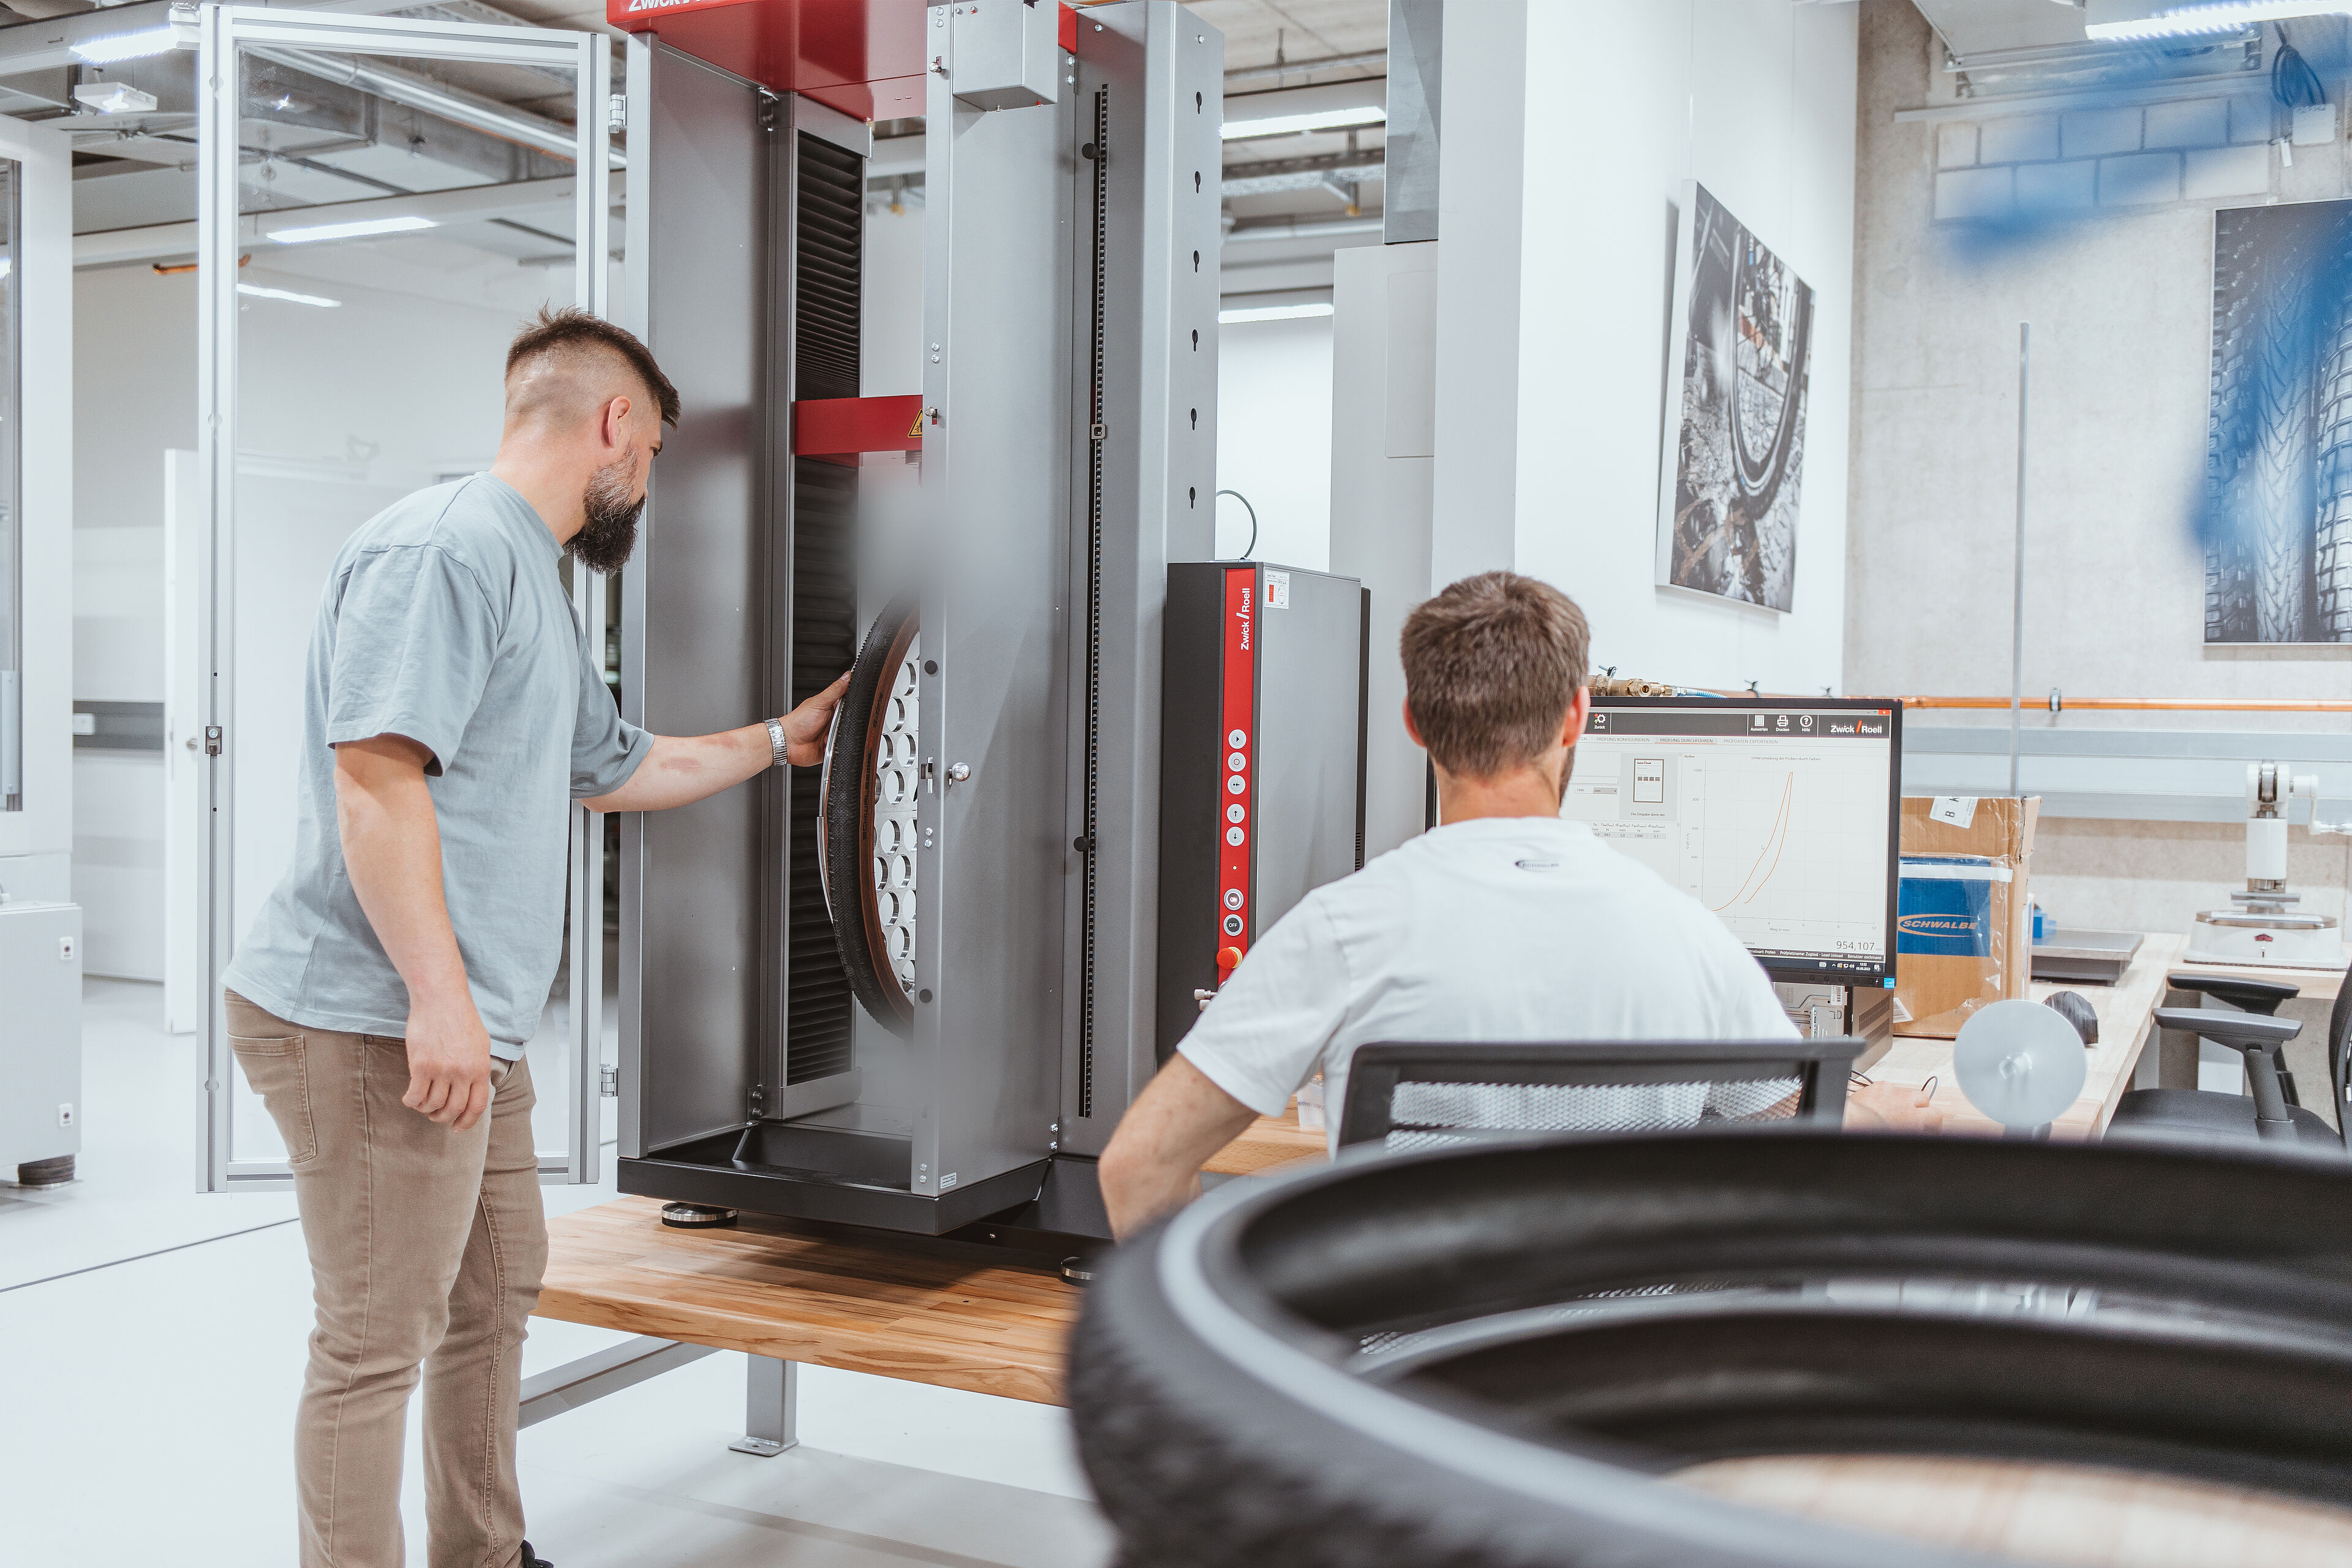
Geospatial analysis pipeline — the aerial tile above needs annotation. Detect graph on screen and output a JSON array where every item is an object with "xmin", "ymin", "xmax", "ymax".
[{"xmin": 1686, "ymin": 756, "xmax": 1887, "ymax": 955}]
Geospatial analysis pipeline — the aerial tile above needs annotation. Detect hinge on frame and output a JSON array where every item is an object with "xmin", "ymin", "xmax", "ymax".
[
  {"xmin": 598, "ymin": 1064, "xmax": 618, "ymax": 1098},
  {"xmin": 203, "ymin": 726, "xmax": 223, "ymax": 756},
  {"xmin": 607, "ymin": 93, "xmax": 627, "ymax": 134},
  {"xmin": 748, "ymin": 1083, "xmax": 767, "ymax": 1119},
  {"xmin": 758, "ymin": 93, "xmax": 780, "ymax": 132}
]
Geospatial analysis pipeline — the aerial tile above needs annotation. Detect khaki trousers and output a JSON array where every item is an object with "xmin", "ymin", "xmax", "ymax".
[{"xmin": 227, "ymin": 990, "xmax": 547, "ymax": 1568}]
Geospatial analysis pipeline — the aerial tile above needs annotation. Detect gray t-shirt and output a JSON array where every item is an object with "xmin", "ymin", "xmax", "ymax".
[{"xmin": 225, "ymin": 475, "xmax": 647, "ymax": 1055}]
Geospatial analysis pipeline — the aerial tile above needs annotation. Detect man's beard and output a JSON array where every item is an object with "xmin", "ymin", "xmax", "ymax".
[{"xmin": 569, "ymin": 454, "xmax": 643, "ymax": 574}]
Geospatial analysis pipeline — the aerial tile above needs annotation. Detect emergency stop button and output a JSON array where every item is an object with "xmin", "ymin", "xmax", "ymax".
[{"xmin": 1218, "ymin": 945, "xmax": 1244, "ymax": 971}]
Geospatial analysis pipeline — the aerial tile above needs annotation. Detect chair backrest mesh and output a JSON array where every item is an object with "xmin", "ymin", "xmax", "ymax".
[{"xmin": 1382, "ymin": 1075, "xmax": 1804, "ymax": 1151}]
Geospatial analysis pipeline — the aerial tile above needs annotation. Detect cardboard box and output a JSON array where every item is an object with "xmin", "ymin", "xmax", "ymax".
[{"xmin": 1894, "ymin": 796, "xmax": 2038, "ymax": 1039}]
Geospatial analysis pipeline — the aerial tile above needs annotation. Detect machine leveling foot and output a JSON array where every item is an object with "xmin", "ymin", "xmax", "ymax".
[
  {"xmin": 15, "ymin": 1155, "xmax": 73, "ymax": 1188},
  {"xmin": 660, "ymin": 1202, "xmax": 737, "ymax": 1229}
]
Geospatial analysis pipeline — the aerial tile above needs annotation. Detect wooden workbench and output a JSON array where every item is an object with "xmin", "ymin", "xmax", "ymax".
[{"xmin": 534, "ymin": 1108, "xmax": 1319, "ymax": 1407}]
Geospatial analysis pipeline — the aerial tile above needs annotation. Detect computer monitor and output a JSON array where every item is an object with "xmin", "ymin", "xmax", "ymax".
[{"xmin": 1562, "ymin": 697, "xmax": 1902, "ymax": 987}]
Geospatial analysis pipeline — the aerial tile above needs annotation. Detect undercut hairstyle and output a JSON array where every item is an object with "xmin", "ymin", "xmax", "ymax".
[
  {"xmin": 503, "ymin": 306, "xmax": 681, "ymax": 429},
  {"xmin": 1400, "ymin": 572, "xmax": 1591, "ymax": 778}
]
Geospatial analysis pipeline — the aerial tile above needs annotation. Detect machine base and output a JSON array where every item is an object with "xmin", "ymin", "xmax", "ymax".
[
  {"xmin": 620, "ymin": 1133, "xmax": 1055, "ymax": 1237},
  {"xmin": 621, "ymin": 1140, "xmax": 1120, "ymax": 1253},
  {"xmin": 2185, "ymin": 915, "xmax": 2348, "ymax": 970}
]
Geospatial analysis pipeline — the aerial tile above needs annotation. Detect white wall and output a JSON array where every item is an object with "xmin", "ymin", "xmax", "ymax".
[
  {"xmin": 1214, "ymin": 314, "xmax": 1333, "ymax": 568},
  {"xmin": 1432, "ymin": 0, "xmax": 1860, "ymax": 694}
]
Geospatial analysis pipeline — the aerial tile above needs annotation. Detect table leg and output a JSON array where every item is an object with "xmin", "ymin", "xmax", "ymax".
[{"xmin": 729, "ymin": 1355, "xmax": 799, "ymax": 1457}]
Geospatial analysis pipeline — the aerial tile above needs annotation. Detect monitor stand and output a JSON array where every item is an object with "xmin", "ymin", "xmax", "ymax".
[{"xmin": 1770, "ymin": 978, "xmax": 1895, "ymax": 1072}]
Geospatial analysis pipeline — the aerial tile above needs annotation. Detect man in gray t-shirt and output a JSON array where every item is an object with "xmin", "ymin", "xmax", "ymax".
[{"xmin": 222, "ymin": 308, "xmax": 845, "ymax": 1568}]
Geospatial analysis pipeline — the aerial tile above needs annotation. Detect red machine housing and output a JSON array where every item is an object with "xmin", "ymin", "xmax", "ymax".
[{"xmin": 608, "ymin": 0, "xmax": 1077, "ymax": 123}]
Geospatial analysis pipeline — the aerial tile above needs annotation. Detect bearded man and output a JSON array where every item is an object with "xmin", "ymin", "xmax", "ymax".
[{"xmin": 222, "ymin": 307, "xmax": 847, "ymax": 1568}]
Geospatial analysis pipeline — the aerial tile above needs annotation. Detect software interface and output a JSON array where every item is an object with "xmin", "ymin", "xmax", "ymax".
[{"xmin": 1562, "ymin": 705, "xmax": 1896, "ymax": 979}]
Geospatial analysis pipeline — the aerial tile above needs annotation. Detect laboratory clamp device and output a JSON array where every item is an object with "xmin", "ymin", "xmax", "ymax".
[
  {"xmin": 2185, "ymin": 761, "xmax": 2352, "ymax": 969},
  {"xmin": 611, "ymin": 0, "xmax": 1365, "ymax": 1251}
]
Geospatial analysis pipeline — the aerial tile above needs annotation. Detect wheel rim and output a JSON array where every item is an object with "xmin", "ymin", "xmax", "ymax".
[{"xmin": 821, "ymin": 602, "xmax": 919, "ymax": 1033}]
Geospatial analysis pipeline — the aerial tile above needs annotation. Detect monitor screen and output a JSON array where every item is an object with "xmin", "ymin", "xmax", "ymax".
[{"xmin": 1563, "ymin": 698, "xmax": 1902, "ymax": 986}]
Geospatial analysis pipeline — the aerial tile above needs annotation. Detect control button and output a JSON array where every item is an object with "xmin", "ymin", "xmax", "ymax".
[
  {"xmin": 1227, "ymin": 751, "xmax": 1247, "ymax": 772},
  {"xmin": 1224, "ymin": 888, "xmax": 1245, "ymax": 910},
  {"xmin": 1226, "ymin": 803, "xmax": 1245, "ymax": 823},
  {"xmin": 1221, "ymin": 914, "xmax": 1245, "ymax": 937},
  {"xmin": 1218, "ymin": 944, "xmax": 1244, "ymax": 970},
  {"xmin": 1227, "ymin": 728, "xmax": 1247, "ymax": 748},
  {"xmin": 1226, "ymin": 826, "xmax": 1245, "ymax": 846},
  {"xmin": 1226, "ymin": 775, "xmax": 1246, "ymax": 796},
  {"xmin": 1799, "ymin": 714, "xmax": 1814, "ymax": 730}
]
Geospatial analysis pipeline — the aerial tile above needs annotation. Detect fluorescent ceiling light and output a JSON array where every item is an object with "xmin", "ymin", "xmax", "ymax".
[
  {"xmin": 264, "ymin": 214, "xmax": 437, "ymax": 244},
  {"xmin": 1221, "ymin": 105, "xmax": 1384, "ymax": 141},
  {"xmin": 69, "ymin": 26, "xmax": 181, "ymax": 66},
  {"xmin": 2085, "ymin": 2, "xmax": 2352, "ymax": 40},
  {"xmin": 1218, "ymin": 302, "xmax": 1335, "ymax": 324},
  {"xmin": 72, "ymin": 81, "xmax": 159, "ymax": 115},
  {"xmin": 239, "ymin": 283, "xmax": 343, "ymax": 309}
]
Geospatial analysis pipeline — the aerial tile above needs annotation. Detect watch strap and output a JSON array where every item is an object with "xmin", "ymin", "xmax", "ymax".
[{"xmin": 766, "ymin": 715, "xmax": 790, "ymax": 768}]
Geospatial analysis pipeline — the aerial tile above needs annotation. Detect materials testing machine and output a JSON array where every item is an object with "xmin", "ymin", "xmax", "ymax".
[{"xmin": 611, "ymin": 0, "xmax": 1366, "ymax": 1246}]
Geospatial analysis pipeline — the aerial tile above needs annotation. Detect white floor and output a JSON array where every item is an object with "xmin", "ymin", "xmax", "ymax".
[{"xmin": 1, "ymin": 979, "xmax": 1114, "ymax": 1568}]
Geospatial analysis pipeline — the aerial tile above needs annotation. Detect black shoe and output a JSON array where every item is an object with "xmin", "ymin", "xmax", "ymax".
[{"xmin": 521, "ymin": 1545, "xmax": 553, "ymax": 1568}]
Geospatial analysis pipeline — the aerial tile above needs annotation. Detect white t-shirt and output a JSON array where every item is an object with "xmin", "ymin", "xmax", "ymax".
[{"xmin": 1178, "ymin": 815, "xmax": 1798, "ymax": 1152}]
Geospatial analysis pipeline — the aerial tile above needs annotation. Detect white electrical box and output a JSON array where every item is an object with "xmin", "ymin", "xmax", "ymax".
[
  {"xmin": 1, "ymin": 899, "xmax": 81, "ymax": 1185},
  {"xmin": 2294, "ymin": 103, "xmax": 2337, "ymax": 146},
  {"xmin": 949, "ymin": 0, "xmax": 1060, "ymax": 113}
]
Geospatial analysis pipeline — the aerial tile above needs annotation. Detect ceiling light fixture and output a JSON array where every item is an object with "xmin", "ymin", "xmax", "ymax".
[
  {"xmin": 2084, "ymin": 1, "xmax": 2352, "ymax": 40},
  {"xmin": 72, "ymin": 81, "xmax": 159, "ymax": 115},
  {"xmin": 1218, "ymin": 302, "xmax": 1335, "ymax": 325},
  {"xmin": 238, "ymin": 282, "xmax": 342, "ymax": 309},
  {"xmin": 264, "ymin": 214, "xmax": 437, "ymax": 244},
  {"xmin": 69, "ymin": 25, "xmax": 184, "ymax": 66},
  {"xmin": 1221, "ymin": 105, "xmax": 1384, "ymax": 141}
]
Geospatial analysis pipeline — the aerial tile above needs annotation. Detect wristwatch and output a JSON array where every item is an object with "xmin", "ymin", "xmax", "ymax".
[{"xmin": 766, "ymin": 716, "xmax": 790, "ymax": 768}]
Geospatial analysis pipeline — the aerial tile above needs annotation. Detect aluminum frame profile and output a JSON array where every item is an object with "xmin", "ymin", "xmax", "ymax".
[{"xmin": 1057, "ymin": 1, "xmax": 1223, "ymax": 1159}]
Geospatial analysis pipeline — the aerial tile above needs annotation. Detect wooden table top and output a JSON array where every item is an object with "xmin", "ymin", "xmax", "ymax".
[
  {"xmin": 537, "ymin": 1197, "xmax": 1080, "ymax": 1404},
  {"xmin": 1869, "ymin": 931, "xmax": 2184, "ymax": 1139}
]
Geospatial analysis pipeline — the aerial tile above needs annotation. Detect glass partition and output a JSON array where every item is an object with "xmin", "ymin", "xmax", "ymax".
[
  {"xmin": 200, "ymin": 6, "xmax": 610, "ymax": 1188},
  {"xmin": 0, "ymin": 160, "xmax": 18, "ymax": 813}
]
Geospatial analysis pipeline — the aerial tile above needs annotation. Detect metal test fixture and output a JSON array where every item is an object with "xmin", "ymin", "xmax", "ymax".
[{"xmin": 610, "ymin": 0, "xmax": 1366, "ymax": 1245}]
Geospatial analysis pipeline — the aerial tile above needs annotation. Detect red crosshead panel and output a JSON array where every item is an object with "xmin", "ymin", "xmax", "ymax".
[
  {"xmin": 610, "ymin": 0, "xmax": 1080, "ymax": 123},
  {"xmin": 793, "ymin": 394, "xmax": 924, "ymax": 463}
]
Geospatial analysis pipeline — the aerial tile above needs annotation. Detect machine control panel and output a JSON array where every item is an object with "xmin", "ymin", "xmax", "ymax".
[
  {"xmin": 1158, "ymin": 560, "xmax": 1366, "ymax": 1063},
  {"xmin": 1216, "ymin": 569, "xmax": 1256, "ymax": 976}
]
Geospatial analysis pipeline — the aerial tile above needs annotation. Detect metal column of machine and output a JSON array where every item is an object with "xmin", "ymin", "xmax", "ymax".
[{"xmin": 611, "ymin": 0, "xmax": 1229, "ymax": 1244}]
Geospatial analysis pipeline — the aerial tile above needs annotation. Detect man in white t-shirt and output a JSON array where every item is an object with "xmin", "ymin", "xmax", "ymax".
[{"xmin": 1097, "ymin": 571, "xmax": 1934, "ymax": 1236}]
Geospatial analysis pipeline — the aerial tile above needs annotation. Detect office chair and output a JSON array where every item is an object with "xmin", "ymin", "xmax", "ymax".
[
  {"xmin": 1336, "ymin": 1039, "xmax": 1862, "ymax": 1152},
  {"xmin": 2106, "ymin": 972, "xmax": 2348, "ymax": 1150}
]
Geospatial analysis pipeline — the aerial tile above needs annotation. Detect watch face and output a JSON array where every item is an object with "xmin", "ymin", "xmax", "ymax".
[{"xmin": 820, "ymin": 601, "xmax": 921, "ymax": 1035}]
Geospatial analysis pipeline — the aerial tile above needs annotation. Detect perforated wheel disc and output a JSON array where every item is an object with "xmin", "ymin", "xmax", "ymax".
[{"xmin": 820, "ymin": 601, "xmax": 919, "ymax": 1033}]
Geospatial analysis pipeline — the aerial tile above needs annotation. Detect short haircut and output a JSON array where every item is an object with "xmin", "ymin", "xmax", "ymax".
[
  {"xmin": 503, "ymin": 305, "xmax": 681, "ymax": 428},
  {"xmin": 1400, "ymin": 572, "xmax": 1591, "ymax": 778}
]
